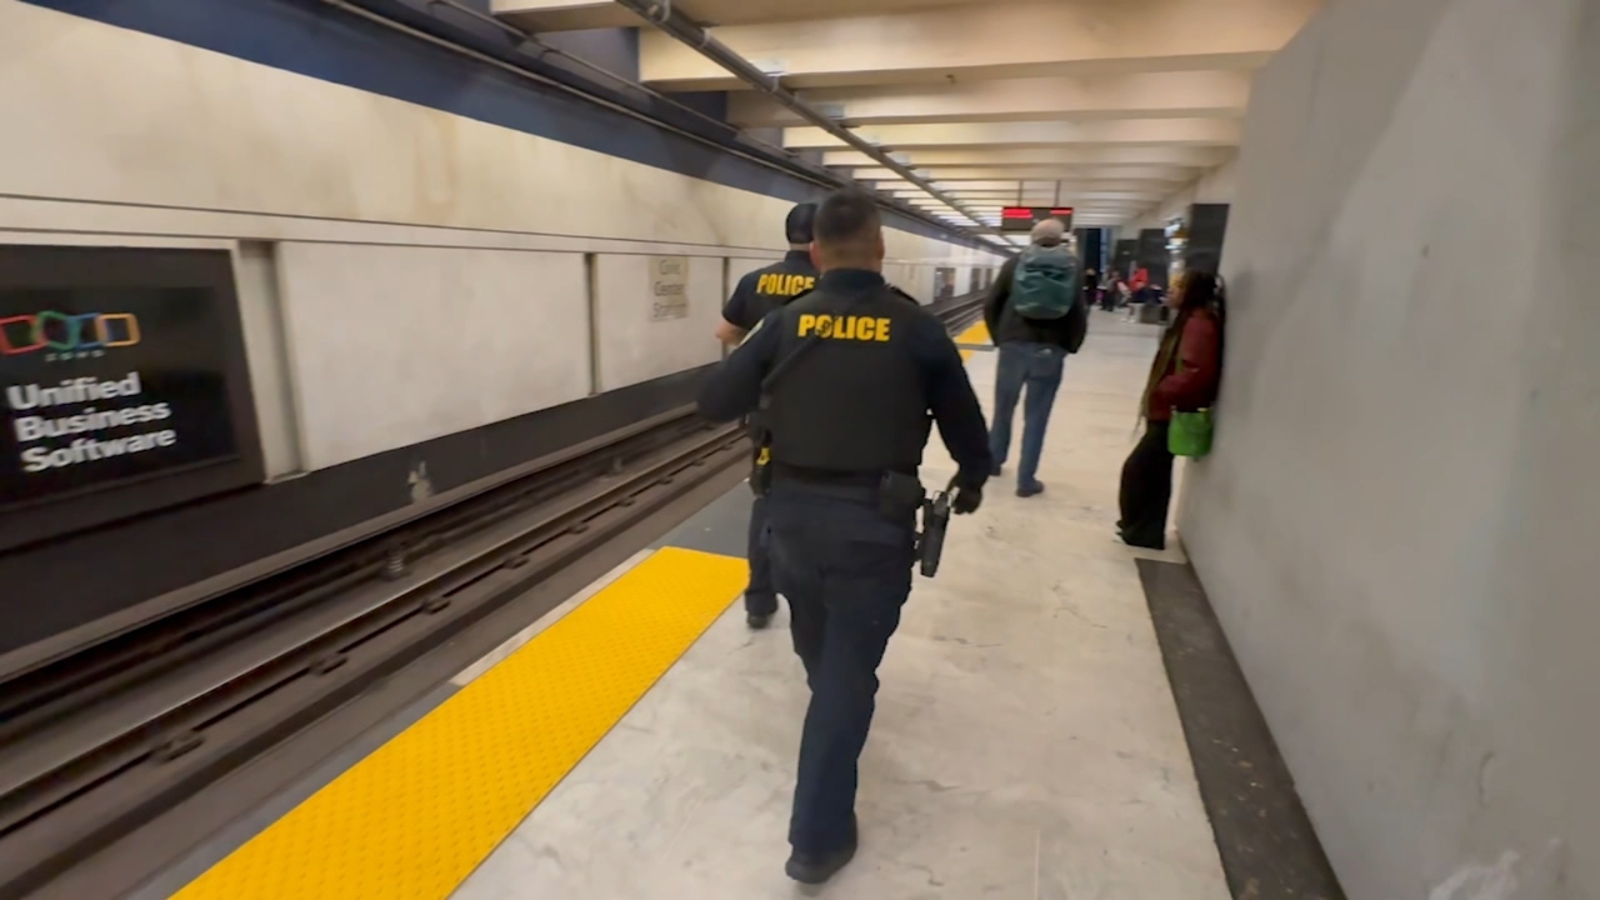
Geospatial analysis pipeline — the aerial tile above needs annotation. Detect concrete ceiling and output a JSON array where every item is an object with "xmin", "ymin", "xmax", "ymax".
[{"xmin": 494, "ymin": 0, "xmax": 1322, "ymax": 228}]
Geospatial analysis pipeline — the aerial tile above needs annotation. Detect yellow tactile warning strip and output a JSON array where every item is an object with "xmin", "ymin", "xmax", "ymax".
[
  {"xmin": 956, "ymin": 320, "xmax": 991, "ymax": 361},
  {"xmin": 172, "ymin": 547, "xmax": 749, "ymax": 900},
  {"xmin": 956, "ymin": 321, "xmax": 990, "ymax": 345}
]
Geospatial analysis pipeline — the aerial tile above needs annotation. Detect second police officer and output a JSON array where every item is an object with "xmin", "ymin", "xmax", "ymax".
[
  {"xmin": 699, "ymin": 190, "xmax": 992, "ymax": 885},
  {"xmin": 715, "ymin": 202, "xmax": 820, "ymax": 630}
]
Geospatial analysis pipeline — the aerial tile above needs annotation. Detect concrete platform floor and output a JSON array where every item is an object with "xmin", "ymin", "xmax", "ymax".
[{"xmin": 450, "ymin": 312, "xmax": 1229, "ymax": 899}]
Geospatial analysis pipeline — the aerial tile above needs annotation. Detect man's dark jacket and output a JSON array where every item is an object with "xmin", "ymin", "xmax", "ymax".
[{"xmin": 983, "ymin": 245, "xmax": 1090, "ymax": 352}]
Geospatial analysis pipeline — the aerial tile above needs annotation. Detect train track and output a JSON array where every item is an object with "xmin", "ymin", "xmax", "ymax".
[{"xmin": 0, "ymin": 290, "xmax": 988, "ymax": 899}]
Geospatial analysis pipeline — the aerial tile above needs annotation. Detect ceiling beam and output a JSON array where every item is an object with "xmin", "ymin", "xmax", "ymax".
[
  {"xmin": 784, "ymin": 119, "xmax": 1241, "ymax": 150},
  {"xmin": 819, "ymin": 147, "xmax": 1236, "ymax": 168},
  {"xmin": 492, "ymin": 0, "xmax": 984, "ymax": 32},
  {"xmin": 914, "ymin": 198, "xmax": 1155, "ymax": 209},
  {"xmin": 915, "ymin": 198, "xmax": 1161, "ymax": 210},
  {"xmin": 638, "ymin": 0, "xmax": 1320, "ymax": 91},
  {"xmin": 727, "ymin": 72, "xmax": 1252, "ymax": 126},
  {"xmin": 847, "ymin": 166, "xmax": 1196, "ymax": 183},
  {"xmin": 890, "ymin": 181, "xmax": 1179, "ymax": 196},
  {"xmin": 863, "ymin": 168, "xmax": 1206, "ymax": 189},
  {"xmin": 489, "ymin": 0, "xmax": 629, "ymax": 31}
]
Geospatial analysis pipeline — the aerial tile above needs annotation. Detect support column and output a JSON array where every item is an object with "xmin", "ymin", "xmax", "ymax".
[
  {"xmin": 1137, "ymin": 228, "xmax": 1168, "ymax": 288},
  {"xmin": 1184, "ymin": 203, "xmax": 1231, "ymax": 274},
  {"xmin": 1113, "ymin": 238, "xmax": 1137, "ymax": 278}
]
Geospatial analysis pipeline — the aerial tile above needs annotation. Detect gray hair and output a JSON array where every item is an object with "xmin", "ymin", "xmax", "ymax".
[{"xmin": 1031, "ymin": 218, "xmax": 1066, "ymax": 245}]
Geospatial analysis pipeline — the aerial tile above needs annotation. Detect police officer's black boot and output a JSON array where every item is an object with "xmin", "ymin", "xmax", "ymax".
[
  {"xmin": 785, "ymin": 815, "xmax": 857, "ymax": 885},
  {"xmin": 745, "ymin": 593, "xmax": 777, "ymax": 630}
]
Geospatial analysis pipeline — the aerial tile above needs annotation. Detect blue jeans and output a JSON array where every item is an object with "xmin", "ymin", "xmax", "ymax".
[
  {"xmin": 766, "ymin": 481, "xmax": 916, "ymax": 856},
  {"xmin": 988, "ymin": 342, "xmax": 1066, "ymax": 489}
]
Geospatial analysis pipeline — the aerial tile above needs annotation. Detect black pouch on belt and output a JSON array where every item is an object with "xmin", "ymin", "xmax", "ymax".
[
  {"xmin": 877, "ymin": 471, "xmax": 926, "ymax": 521},
  {"xmin": 751, "ymin": 444, "xmax": 772, "ymax": 497}
]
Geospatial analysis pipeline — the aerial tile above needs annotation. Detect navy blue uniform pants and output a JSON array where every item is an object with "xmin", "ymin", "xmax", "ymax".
[{"xmin": 765, "ymin": 480, "xmax": 917, "ymax": 856}]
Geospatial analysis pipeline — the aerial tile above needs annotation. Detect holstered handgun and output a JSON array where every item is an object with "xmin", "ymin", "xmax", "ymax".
[
  {"xmin": 916, "ymin": 490, "xmax": 953, "ymax": 577},
  {"xmin": 751, "ymin": 443, "xmax": 773, "ymax": 497}
]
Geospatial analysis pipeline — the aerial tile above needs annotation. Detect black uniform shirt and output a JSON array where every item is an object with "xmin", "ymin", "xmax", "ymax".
[
  {"xmin": 722, "ymin": 251, "xmax": 818, "ymax": 331},
  {"xmin": 699, "ymin": 269, "xmax": 992, "ymax": 487}
]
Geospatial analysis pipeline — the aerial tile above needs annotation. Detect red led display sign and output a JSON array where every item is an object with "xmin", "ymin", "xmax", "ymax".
[{"xmin": 999, "ymin": 206, "xmax": 1074, "ymax": 232}]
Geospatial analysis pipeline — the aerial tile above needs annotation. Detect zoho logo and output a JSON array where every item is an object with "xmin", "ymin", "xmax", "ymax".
[{"xmin": 0, "ymin": 312, "xmax": 142, "ymax": 362}]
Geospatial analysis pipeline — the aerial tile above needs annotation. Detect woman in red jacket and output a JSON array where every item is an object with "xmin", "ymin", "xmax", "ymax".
[{"xmin": 1118, "ymin": 271, "xmax": 1225, "ymax": 550}]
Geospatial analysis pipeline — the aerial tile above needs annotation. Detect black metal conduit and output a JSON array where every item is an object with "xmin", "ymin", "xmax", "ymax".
[
  {"xmin": 319, "ymin": 0, "xmax": 995, "ymax": 247},
  {"xmin": 613, "ymin": 0, "xmax": 1001, "ymax": 236}
]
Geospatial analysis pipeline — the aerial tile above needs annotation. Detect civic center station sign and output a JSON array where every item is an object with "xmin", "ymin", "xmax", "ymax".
[
  {"xmin": 0, "ymin": 245, "xmax": 262, "ymax": 548},
  {"xmin": 648, "ymin": 256, "xmax": 690, "ymax": 321}
]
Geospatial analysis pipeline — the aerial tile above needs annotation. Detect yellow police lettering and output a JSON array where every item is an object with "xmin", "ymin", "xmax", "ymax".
[
  {"xmin": 794, "ymin": 314, "xmax": 894, "ymax": 342},
  {"xmin": 758, "ymin": 273, "xmax": 817, "ymax": 297}
]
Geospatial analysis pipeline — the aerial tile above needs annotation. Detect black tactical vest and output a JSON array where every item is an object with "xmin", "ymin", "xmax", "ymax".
[{"xmin": 764, "ymin": 283, "xmax": 932, "ymax": 476}]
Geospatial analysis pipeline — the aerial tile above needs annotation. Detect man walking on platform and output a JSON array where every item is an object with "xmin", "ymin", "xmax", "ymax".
[
  {"xmin": 715, "ymin": 203, "xmax": 820, "ymax": 629},
  {"xmin": 698, "ymin": 190, "xmax": 991, "ymax": 885},
  {"xmin": 983, "ymin": 218, "xmax": 1088, "ymax": 497}
]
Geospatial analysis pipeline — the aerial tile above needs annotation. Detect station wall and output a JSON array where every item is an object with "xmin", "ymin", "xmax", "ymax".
[
  {"xmin": 0, "ymin": 0, "xmax": 1004, "ymax": 480},
  {"xmin": 1178, "ymin": 0, "xmax": 1597, "ymax": 896},
  {"xmin": 276, "ymin": 244, "xmax": 591, "ymax": 472},
  {"xmin": 1125, "ymin": 156, "xmax": 1240, "ymax": 234}
]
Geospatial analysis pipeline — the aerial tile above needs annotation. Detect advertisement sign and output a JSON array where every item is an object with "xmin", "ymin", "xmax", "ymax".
[
  {"xmin": 0, "ymin": 245, "xmax": 261, "ymax": 547},
  {"xmin": 648, "ymin": 256, "xmax": 690, "ymax": 321}
]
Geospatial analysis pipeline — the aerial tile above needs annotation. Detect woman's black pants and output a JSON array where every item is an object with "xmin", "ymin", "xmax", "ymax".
[{"xmin": 1118, "ymin": 421, "xmax": 1173, "ymax": 550}]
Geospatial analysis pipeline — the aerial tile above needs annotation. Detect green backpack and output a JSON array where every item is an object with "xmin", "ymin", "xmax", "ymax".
[{"xmin": 1010, "ymin": 244, "xmax": 1079, "ymax": 320}]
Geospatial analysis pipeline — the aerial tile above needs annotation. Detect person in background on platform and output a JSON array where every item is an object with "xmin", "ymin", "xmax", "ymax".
[
  {"xmin": 982, "ymin": 218, "xmax": 1089, "ymax": 497},
  {"xmin": 1118, "ymin": 271, "xmax": 1225, "ymax": 550},
  {"xmin": 698, "ymin": 189, "xmax": 991, "ymax": 886},
  {"xmin": 1130, "ymin": 264, "xmax": 1150, "ymax": 300},
  {"xmin": 714, "ymin": 203, "xmax": 819, "ymax": 629},
  {"xmin": 1114, "ymin": 273, "xmax": 1131, "ymax": 310},
  {"xmin": 1103, "ymin": 272, "xmax": 1128, "ymax": 311},
  {"xmin": 1082, "ymin": 267, "xmax": 1100, "ymax": 310},
  {"xmin": 1127, "ymin": 264, "xmax": 1154, "ymax": 319}
]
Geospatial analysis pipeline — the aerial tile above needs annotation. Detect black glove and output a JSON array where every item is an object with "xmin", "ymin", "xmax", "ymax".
[{"xmin": 950, "ymin": 477, "xmax": 983, "ymax": 515}]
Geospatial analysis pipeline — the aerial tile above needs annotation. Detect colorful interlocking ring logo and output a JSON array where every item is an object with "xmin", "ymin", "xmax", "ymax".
[{"xmin": 0, "ymin": 312, "xmax": 141, "ymax": 360}]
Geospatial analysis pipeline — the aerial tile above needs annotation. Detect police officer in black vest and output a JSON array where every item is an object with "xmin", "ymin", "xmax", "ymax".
[
  {"xmin": 715, "ymin": 203, "xmax": 820, "ymax": 629},
  {"xmin": 699, "ymin": 190, "xmax": 992, "ymax": 885}
]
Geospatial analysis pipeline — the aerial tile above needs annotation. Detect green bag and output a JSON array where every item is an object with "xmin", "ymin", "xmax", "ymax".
[{"xmin": 1168, "ymin": 409, "xmax": 1214, "ymax": 458}]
